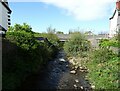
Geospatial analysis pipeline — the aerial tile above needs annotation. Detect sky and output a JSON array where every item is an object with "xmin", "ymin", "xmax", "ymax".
[{"xmin": 8, "ymin": 0, "xmax": 116, "ymax": 34}]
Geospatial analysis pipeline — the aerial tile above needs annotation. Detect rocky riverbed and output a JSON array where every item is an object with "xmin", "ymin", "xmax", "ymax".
[{"xmin": 19, "ymin": 50, "xmax": 92, "ymax": 90}]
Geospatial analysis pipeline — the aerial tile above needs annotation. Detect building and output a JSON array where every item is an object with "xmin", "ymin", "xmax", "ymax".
[
  {"xmin": 0, "ymin": 0, "xmax": 12, "ymax": 34},
  {"xmin": 109, "ymin": 0, "xmax": 120, "ymax": 37}
]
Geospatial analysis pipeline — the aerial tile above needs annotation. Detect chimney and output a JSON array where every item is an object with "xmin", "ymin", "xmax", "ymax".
[{"xmin": 116, "ymin": 0, "xmax": 120, "ymax": 10}]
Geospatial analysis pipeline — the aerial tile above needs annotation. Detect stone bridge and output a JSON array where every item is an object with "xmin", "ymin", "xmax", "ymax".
[{"xmin": 56, "ymin": 34, "xmax": 109, "ymax": 48}]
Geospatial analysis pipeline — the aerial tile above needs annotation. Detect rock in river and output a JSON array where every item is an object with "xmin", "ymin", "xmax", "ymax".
[
  {"xmin": 70, "ymin": 70, "xmax": 76, "ymax": 74},
  {"xmin": 75, "ymin": 79, "xmax": 79, "ymax": 83}
]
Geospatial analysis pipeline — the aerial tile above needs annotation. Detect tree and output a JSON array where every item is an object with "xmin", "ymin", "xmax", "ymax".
[
  {"xmin": 8, "ymin": 26, "xmax": 14, "ymax": 32},
  {"xmin": 56, "ymin": 31, "xmax": 64, "ymax": 34},
  {"xmin": 47, "ymin": 26, "xmax": 56, "ymax": 34},
  {"xmin": 22, "ymin": 23, "xmax": 32, "ymax": 33},
  {"xmin": 8, "ymin": 23, "xmax": 33, "ymax": 33}
]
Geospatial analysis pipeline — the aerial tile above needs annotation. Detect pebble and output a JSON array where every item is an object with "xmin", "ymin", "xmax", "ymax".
[
  {"xmin": 79, "ymin": 66, "xmax": 83, "ymax": 69},
  {"xmin": 66, "ymin": 65, "xmax": 69, "ymax": 67},
  {"xmin": 74, "ymin": 84, "xmax": 77, "ymax": 88},
  {"xmin": 75, "ymin": 79, "xmax": 79, "ymax": 83},
  {"xmin": 80, "ymin": 69, "xmax": 85, "ymax": 72},
  {"xmin": 75, "ymin": 66, "xmax": 78, "ymax": 69},
  {"xmin": 70, "ymin": 70, "xmax": 76, "ymax": 74},
  {"xmin": 80, "ymin": 86, "xmax": 84, "ymax": 89},
  {"xmin": 59, "ymin": 58, "xmax": 66, "ymax": 62},
  {"xmin": 91, "ymin": 85, "xmax": 95, "ymax": 89}
]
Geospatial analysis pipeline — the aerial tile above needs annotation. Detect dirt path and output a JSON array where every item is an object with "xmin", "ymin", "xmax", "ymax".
[{"xmin": 19, "ymin": 50, "xmax": 92, "ymax": 90}]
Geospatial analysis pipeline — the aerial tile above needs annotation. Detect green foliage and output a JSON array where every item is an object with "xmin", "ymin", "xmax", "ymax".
[
  {"xmin": 3, "ymin": 23, "xmax": 59, "ymax": 89},
  {"xmin": 90, "ymin": 48, "xmax": 115, "ymax": 63},
  {"xmin": 8, "ymin": 23, "xmax": 33, "ymax": 33},
  {"xmin": 85, "ymin": 48, "xmax": 119, "ymax": 89},
  {"xmin": 64, "ymin": 32, "xmax": 91, "ymax": 56},
  {"xmin": 56, "ymin": 31, "xmax": 64, "ymax": 34},
  {"xmin": 35, "ymin": 32, "xmax": 60, "ymax": 49},
  {"xmin": 99, "ymin": 38, "xmax": 119, "ymax": 48},
  {"xmin": 6, "ymin": 31, "xmax": 36, "ymax": 50}
]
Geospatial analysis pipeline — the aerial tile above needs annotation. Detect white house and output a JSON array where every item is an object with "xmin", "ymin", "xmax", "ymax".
[
  {"xmin": 109, "ymin": 0, "xmax": 120, "ymax": 37},
  {"xmin": 0, "ymin": 0, "xmax": 12, "ymax": 34}
]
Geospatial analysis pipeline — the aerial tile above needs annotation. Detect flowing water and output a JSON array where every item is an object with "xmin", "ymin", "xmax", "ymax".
[{"xmin": 20, "ymin": 50, "xmax": 92, "ymax": 90}]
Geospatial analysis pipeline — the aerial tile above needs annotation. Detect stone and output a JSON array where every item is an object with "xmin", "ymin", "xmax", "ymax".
[
  {"xmin": 70, "ymin": 70, "xmax": 76, "ymax": 74},
  {"xmin": 80, "ymin": 69, "xmax": 84, "ymax": 72},
  {"xmin": 75, "ymin": 79, "xmax": 79, "ymax": 83},
  {"xmin": 66, "ymin": 65, "xmax": 69, "ymax": 67},
  {"xmin": 75, "ymin": 66, "xmax": 78, "ymax": 69},
  {"xmin": 79, "ymin": 66, "xmax": 83, "ymax": 69},
  {"xmin": 59, "ymin": 58, "xmax": 66, "ymax": 62},
  {"xmin": 69, "ymin": 59, "xmax": 75, "ymax": 65},
  {"xmin": 91, "ymin": 85, "xmax": 95, "ymax": 89},
  {"xmin": 80, "ymin": 86, "xmax": 83, "ymax": 89},
  {"xmin": 74, "ymin": 84, "xmax": 77, "ymax": 88}
]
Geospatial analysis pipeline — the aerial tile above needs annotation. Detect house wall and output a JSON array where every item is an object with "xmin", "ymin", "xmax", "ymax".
[
  {"xmin": 117, "ymin": 12, "xmax": 120, "ymax": 32},
  {"xmin": 109, "ymin": 10, "xmax": 118, "ymax": 37},
  {"xmin": 0, "ymin": 3, "xmax": 9, "ymax": 31}
]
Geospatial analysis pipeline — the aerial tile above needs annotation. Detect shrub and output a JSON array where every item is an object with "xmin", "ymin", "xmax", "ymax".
[
  {"xmin": 99, "ymin": 38, "xmax": 120, "ymax": 48},
  {"xmin": 8, "ymin": 23, "xmax": 33, "ymax": 33},
  {"xmin": 90, "ymin": 48, "xmax": 115, "ymax": 63},
  {"xmin": 85, "ymin": 48, "xmax": 119, "ymax": 89},
  {"xmin": 6, "ymin": 31, "xmax": 36, "ymax": 50},
  {"xmin": 86, "ymin": 56, "xmax": 119, "ymax": 89},
  {"xmin": 64, "ymin": 32, "xmax": 91, "ymax": 56},
  {"xmin": 3, "ymin": 24, "xmax": 59, "ymax": 89}
]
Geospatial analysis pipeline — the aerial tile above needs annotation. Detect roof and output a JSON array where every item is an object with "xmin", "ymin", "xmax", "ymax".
[
  {"xmin": 117, "ymin": 0, "xmax": 120, "ymax": 2},
  {"xmin": 1, "ymin": 2, "xmax": 12, "ymax": 14}
]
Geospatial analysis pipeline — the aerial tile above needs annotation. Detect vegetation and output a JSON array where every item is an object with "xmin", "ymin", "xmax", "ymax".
[
  {"xmin": 56, "ymin": 31, "xmax": 64, "ymax": 34},
  {"xmin": 34, "ymin": 26, "xmax": 61, "ymax": 50},
  {"xmin": 85, "ymin": 48, "xmax": 119, "ymax": 89},
  {"xmin": 3, "ymin": 23, "xmax": 59, "ymax": 89},
  {"xmin": 63, "ymin": 31, "xmax": 119, "ymax": 89},
  {"xmin": 64, "ymin": 32, "xmax": 91, "ymax": 57}
]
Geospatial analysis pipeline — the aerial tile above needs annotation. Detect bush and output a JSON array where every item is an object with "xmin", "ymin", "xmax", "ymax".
[
  {"xmin": 90, "ymin": 48, "xmax": 115, "ymax": 63},
  {"xmin": 64, "ymin": 32, "xmax": 91, "ymax": 56},
  {"xmin": 99, "ymin": 38, "xmax": 120, "ymax": 48},
  {"xmin": 85, "ymin": 48, "xmax": 119, "ymax": 89},
  {"xmin": 6, "ymin": 31, "xmax": 37, "ymax": 50},
  {"xmin": 35, "ymin": 32, "xmax": 60, "ymax": 50},
  {"xmin": 3, "ymin": 24, "xmax": 59, "ymax": 89}
]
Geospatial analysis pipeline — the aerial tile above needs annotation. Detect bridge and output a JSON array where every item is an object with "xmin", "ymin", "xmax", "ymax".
[
  {"xmin": 56, "ymin": 34, "xmax": 109, "ymax": 47},
  {"xmin": 35, "ymin": 34, "xmax": 109, "ymax": 48}
]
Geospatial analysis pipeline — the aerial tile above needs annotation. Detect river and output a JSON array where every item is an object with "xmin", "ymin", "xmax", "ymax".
[{"xmin": 19, "ymin": 50, "xmax": 92, "ymax": 90}]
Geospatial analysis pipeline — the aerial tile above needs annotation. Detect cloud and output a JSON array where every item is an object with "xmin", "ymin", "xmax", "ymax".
[
  {"xmin": 8, "ymin": 0, "xmax": 116, "ymax": 21},
  {"xmin": 39, "ymin": 0, "xmax": 115, "ymax": 21}
]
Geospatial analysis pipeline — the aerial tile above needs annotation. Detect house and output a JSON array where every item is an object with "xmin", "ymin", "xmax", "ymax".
[
  {"xmin": 0, "ymin": 0, "xmax": 12, "ymax": 35},
  {"xmin": 84, "ymin": 31, "xmax": 94, "ymax": 35},
  {"xmin": 109, "ymin": 0, "xmax": 120, "ymax": 37}
]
